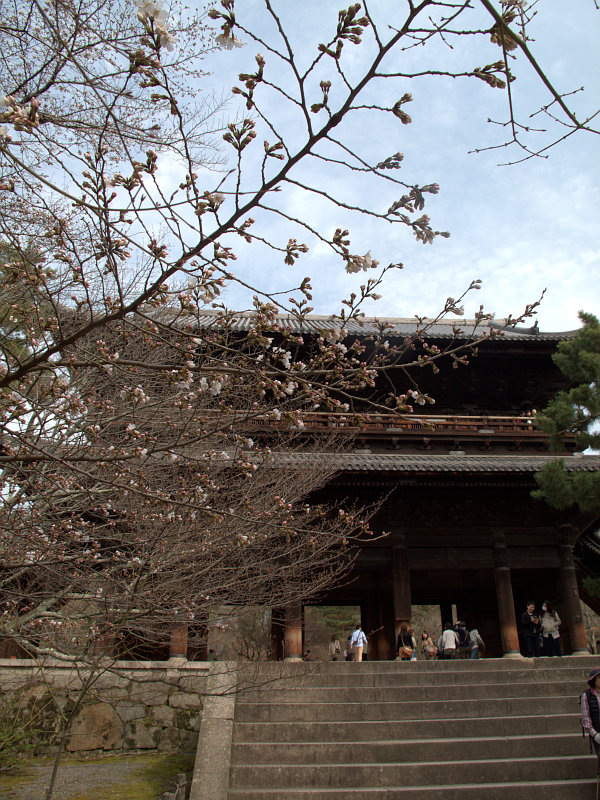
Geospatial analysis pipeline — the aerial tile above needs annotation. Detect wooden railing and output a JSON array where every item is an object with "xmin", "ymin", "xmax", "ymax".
[{"xmin": 241, "ymin": 412, "xmax": 544, "ymax": 435}]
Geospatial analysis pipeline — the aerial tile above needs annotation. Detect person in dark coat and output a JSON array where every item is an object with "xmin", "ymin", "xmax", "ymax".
[
  {"xmin": 520, "ymin": 600, "xmax": 541, "ymax": 657},
  {"xmin": 396, "ymin": 624, "xmax": 416, "ymax": 660}
]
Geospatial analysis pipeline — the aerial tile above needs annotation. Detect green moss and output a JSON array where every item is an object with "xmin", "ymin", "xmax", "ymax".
[
  {"xmin": 62, "ymin": 753, "xmax": 195, "ymax": 800},
  {"xmin": 0, "ymin": 764, "xmax": 36, "ymax": 790},
  {"xmin": 0, "ymin": 753, "xmax": 195, "ymax": 800}
]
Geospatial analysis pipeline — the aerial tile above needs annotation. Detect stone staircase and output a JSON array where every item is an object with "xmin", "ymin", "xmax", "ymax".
[{"xmin": 227, "ymin": 656, "xmax": 598, "ymax": 799}]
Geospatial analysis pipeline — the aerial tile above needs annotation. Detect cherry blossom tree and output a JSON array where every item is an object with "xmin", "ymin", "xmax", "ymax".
[
  {"xmin": 0, "ymin": 0, "xmax": 594, "ymax": 669},
  {"xmin": 2, "ymin": 1, "xmax": 596, "ymax": 792}
]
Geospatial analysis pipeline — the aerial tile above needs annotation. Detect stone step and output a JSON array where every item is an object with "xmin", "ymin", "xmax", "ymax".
[
  {"xmin": 238, "ymin": 679, "xmax": 583, "ymax": 704},
  {"xmin": 229, "ymin": 754, "xmax": 596, "ymax": 789},
  {"xmin": 228, "ymin": 777, "xmax": 597, "ymax": 799},
  {"xmin": 235, "ymin": 695, "xmax": 578, "ymax": 723},
  {"xmin": 223, "ymin": 660, "xmax": 597, "ymax": 799},
  {"xmin": 232, "ymin": 713, "xmax": 579, "ymax": 742},
  {"xmin": 232, "ymin": 732, "xmax": 585, "ymax": 764},
  {"xmin": 245, "ymin": 655, "xmax": 595, "ymax": 678},
  {"xmin": 244, "ymin": 665, "xmax": 590, "ymax": 689}
]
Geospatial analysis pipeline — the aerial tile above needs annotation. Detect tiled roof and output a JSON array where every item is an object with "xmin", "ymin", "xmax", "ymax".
[
  {"xmin": 190, "ymin": 312, "xmax": 576, "ymax": 342},
  {"xmin": 276, "ymin": 453, "xmax": 600, "ymax": 473}
]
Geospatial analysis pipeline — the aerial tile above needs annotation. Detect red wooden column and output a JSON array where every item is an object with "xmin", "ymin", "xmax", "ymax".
[
  {"xmin": 492, "ymin": 534, "xmax": 521, "ymax": 657},
  {"xmin": 392, "ymin": 535, "xmax": 411, "ymax": 642},
  {"xmin": 169, "ymin": 623, "xmax": 189, "ymax": 659},
  {"xmin": 558, "ymin": 528, "xmax": 589, "ymax": 654},
  {"xmin": 284, "ymin": 603, "xmax": 303, "ymax": 660}
]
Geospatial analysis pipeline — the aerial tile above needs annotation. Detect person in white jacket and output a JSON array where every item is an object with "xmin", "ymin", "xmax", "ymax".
[
  {"xmin": 438, "ymin": 622, "xmax": 458, "ymax": 659},
  {"xmin": 350, "ymin": 624, "xmax": 368, "ymax": 662}
]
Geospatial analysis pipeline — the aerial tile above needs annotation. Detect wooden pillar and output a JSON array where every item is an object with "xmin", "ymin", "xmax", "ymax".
[
  {"xmin": 271, "ymin": 608, "xmax": 285, "ymax": 661},
  {"xmin": 284, "ymin": 603, "xmax": 303, "ymax": 660},
  {"xmin": 492, "ymin": 535, "xmax": 520, "ymax": 657},
  {"xmin": 558, "ymin": 528, "xmax": 589, "ymax": 654},
  {"xmin": 376, "ymin": 594, "xmax": 394, "ymax": 660},
  {"xmin": 392, "ymin": 535, "xmax": 411, "ymax": 641},
  {"xmin": 169, "ymin": 623, "xmax": 188, "ymax": 659},
  {"xmin": 365, "ymin": 595, "xmax": 379, "ymax": 661}
]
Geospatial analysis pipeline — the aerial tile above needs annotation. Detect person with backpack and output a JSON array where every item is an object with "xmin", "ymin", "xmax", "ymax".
[
  {"xmin": 469, "ymin": 628, "xmax": 485, "ymax": 659},
  {"xmin": 456, "ymin": 621, "xmax": 470, "ymax": 659},
  {"xmin": 539, "ymin": 600, "xmax": 562, "ymax": 657},
  {"xmin": 581, "ymin": 667, "xmax": 600, "ymax": 754}
]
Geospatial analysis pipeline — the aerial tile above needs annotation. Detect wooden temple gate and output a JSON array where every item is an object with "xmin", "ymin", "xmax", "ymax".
[
  {"xmin": 260, "ymin": 319, "xmax": 600, "ymax": 661},
  {"xmin": 271, "ymin": 461, "xmax": 594, "ymax": 660}
]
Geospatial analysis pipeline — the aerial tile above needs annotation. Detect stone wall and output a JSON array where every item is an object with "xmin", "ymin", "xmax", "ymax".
[{"xmin": 0, "ymin": 658, "xmax": 208, "ymax": 755}]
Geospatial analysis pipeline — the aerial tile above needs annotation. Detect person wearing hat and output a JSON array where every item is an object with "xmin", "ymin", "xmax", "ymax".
[{"xmin": 581, "ymin": 667, "xmax": 600, "ymax": 753}]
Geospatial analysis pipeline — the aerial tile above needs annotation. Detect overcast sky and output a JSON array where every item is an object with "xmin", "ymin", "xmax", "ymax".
[{"xmin": 186, "ymin": 0, "xmax": 599, "ymax": 333}]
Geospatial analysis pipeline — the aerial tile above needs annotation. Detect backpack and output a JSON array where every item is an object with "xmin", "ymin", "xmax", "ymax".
[{"xmin": 458, "ymin": 626, "xmax": 470, "ymax": 647}]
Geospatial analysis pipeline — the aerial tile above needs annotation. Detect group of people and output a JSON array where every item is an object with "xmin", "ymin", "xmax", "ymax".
[
  {"xmin": 327, "ymin": 627, "xmax": 368, "ymax": 662},
  {"xmin": 520, "ymin": 599, "xmax": 562, "ymax": 657},
  {"xmin": 417, "ymin": 621, "xmax": 485, "ymax": 661},
  {"xmin": 395, "ymin": 621, "xmax": 486, "ymax": 661},
  {"xmin": 325, "ymin": 621, "xmax": 486, "ymax": 662},
  {"xmin": 323, "ymin": 601, "xmax": 562, "ymax": 662}
]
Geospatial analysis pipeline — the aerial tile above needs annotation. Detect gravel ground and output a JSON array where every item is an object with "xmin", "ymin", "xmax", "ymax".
[{"xmin": 0, "ymin": 752, "xmax": 192, "ymax": 800}]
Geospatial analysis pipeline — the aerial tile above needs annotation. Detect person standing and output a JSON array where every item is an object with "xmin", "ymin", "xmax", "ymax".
[
  {"xmin": 421, "ymin": 630, "xmax": 438, "ymax": 660},
  {"xmin": 581, "ymin": 667, "xmax": 600, "ymax": 753},
  {"xmin": 539, "ymin": 601, "xmax": 562, "ymax": 657},
  {"xmin": 397, "ymin": 624, "xmax": 417, "ymax": 661},
  {"xmin": 350, "ymin": 624, "xmax": 367, "ymax": 662},
  {"xmin": 328, "ymin": 634, "xmax": 342, "ymax": 661},
  {"xmin": 520, "ymin": 600, "xmax": 541, "ymax": 658}
]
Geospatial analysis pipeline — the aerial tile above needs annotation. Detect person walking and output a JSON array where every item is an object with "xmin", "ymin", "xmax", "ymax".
[
  {"xmin": 328, "ymin": 634, "xmax": 342, "ymax": 661},
  {"xmin": 520, "ymin": 600, "xmax": 541, "ymax": 658},
  {"xmin": 439, "ymin": 622, "xmax": 458, "ymax": 659},
  {"xmin": 469, "ymin": 628, "xmax": 485, "ymax": 659},
  {"xmin": 344, "ymin": 635, "xmax": 353, "ymax": 661},
  {"xmin": 350, "ymin": 624, "xmax": 367, "ymax": 662},
  {"xmin": 456, "ymin": 621, "xmax": 470, "ymax": 659},
  {"xmin": 539, "ymin": 601, "xmax": 562, "ymax": 657}
]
